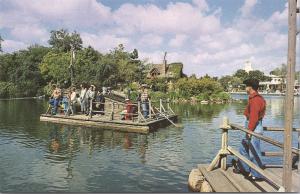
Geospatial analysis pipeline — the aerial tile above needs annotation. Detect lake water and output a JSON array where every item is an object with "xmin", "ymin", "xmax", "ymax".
[{"xmin": 0, "ymin": 96, "xmax": 299, "ymax": 192}]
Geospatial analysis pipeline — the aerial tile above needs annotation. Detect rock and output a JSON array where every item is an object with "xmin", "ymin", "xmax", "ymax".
[
  {"xmin": 188, "ymin": 168, "xmax": 204, "ymax": 192},
  {"xmin": 200, "ymin": 181, "xmax": 213, "ymax": 192}
]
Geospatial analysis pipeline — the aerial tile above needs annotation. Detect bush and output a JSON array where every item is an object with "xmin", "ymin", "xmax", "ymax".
[{"xmin": 0, "ymin": 82, "xmax": 17, "ymax": 98}]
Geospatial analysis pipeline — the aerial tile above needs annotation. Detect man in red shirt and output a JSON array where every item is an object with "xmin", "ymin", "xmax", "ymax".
[{"xmin": 232, "ymin": 79, "xmax": 266, "ymax": 181}]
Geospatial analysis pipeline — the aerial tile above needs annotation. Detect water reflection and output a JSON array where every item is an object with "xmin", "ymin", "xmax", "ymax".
[{"xmin": 0, "ymin": 98, "xmax": 299, "ymax": 192}]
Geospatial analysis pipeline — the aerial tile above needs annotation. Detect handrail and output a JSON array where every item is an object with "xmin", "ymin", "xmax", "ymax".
[
  {"xmin": 227, "ymin": 146, "xmax": 280, "ymax": 189},
  {"xmin": 229, "ymin": 123, "xmax": 300, "ymax": 155},
  {"xmin": 207, "ymin": 116, "xmax": 300, "ymax": 192}
]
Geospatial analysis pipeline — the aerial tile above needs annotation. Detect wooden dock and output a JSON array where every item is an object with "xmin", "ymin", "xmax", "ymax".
[
  {"xmin": 188, "ymin": 117, "xmax": 300, "ymax": 192},
  {"xmin": 197, "ymin": 165, "xmax": 299, "ymax": 192}
]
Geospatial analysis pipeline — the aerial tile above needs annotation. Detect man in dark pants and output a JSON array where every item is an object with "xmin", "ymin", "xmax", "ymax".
[{"xmin": 232, "ymin": 79, "xmax": 266, "ymax": 181}]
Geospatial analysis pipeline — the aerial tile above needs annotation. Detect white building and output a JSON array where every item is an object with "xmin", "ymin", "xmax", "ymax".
[{"xmin": 244, "ymin": 60, "xmax": 253, "ymax": 73}]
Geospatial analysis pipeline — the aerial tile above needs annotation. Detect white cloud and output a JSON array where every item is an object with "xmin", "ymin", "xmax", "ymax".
[
  {"xmin": 81, "ymin": 33, "xmax": 129, "ymax": 52},
  {"xmin": 2, "ymin": 39, "xmax": 28, "ymax": 52},
  {"xmin": 169, "ymin": 34, "xmax": 187, "ymax": 48},
  {"xmin": 10, "ymin": 25, "xmax": 49, "ymax": 44},
  {"xmin": 240, "ymin": 0, "xmax": 258, "ymax": 17},
  {"xmin": 138, "ymin": 34, "xmax": 163, "ymax": 48},
  {"xmin": 0, "ymin": 0, "xmax": 292, "ymax": 76}
]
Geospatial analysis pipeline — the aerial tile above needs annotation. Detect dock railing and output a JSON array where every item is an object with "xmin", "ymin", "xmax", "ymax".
[
  {"xmin": 207, "ymin": 116, "xmax": 300, "ymax": 190},
  {"xmin": 87, "ymin": 98, "xmax": 175, "ymax": 123}
]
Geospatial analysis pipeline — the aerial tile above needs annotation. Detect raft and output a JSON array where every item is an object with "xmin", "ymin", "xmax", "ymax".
[{"xmin": 40, "ymin": 113, "xmax": 178, "ymax": 134}]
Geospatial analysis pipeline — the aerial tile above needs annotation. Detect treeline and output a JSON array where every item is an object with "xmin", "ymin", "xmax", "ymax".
[{"xmin": 0, "ymin": 29, "xmax": 145, "ymax": 98}]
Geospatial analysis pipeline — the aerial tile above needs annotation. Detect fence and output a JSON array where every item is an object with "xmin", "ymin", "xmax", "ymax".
[{"xmin": 207, "ymin": 117, "xmax": 300, "ymax": 190}]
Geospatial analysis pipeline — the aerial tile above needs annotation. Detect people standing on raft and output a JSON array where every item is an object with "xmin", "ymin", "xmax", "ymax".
[
  {"xmin": 95, "ymin": 90, "xmax": 105, "ymax": 115},
  {"xmin": 80, "ymin": 84, "xmax": 88, "ymax": 114},
  {"xmin": 232, "ymin": 79, "xmax": 266, "ymax": 181},
  {"xmin": 49, "ymin": 84, "xmax": 62, "ymax": 115},
  {"xmin": 86, "ymin": 85, "xmax": 96, "ymax": 116},
  {"xmin": 140, "ymin": 84, "xmax": 150, "ymax": 119},
  {"xmin": 70, "ymin": 87, "xmax": 77, "ymax": 115}
]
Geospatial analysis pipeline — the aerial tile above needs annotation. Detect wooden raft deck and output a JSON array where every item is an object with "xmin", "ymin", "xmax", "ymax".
[
  {"xmin": 198, "ymin": 165, "xmax": 300, "ymax": 192},
  {"xmin": 40, "ymin": 114, "xmax": 178, "ymax": 134}
]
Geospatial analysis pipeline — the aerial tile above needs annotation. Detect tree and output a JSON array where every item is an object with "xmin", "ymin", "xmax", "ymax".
[
  {"xmin": 248, "ymin": 70, "xmax": 271, "ymax": 81},
  {"xmin": 48, "ymin": 29, "xmax": 82, "ymax": 52},
  {"xmin": 39, "ymin": 51, "xmax": 71, "ymax": 85},
  {"xmin": 0, "ymin": 35, "xmax": 3, "ymax": 52},
  {"xmin": 270, "ymin": 64, "xmax": 287, "ymax": 76},
  {"xmin": 234, "ymin": 69, "xmax": 248, "ymax": 80}
]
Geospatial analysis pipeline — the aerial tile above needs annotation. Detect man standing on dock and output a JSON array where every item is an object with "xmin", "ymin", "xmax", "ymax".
[{"xmin": 232, "ymin": 79, "xmax": 266, "ymax": 181}]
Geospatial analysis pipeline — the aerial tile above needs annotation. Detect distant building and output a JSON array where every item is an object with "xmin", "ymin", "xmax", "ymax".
[
  {"xmin": 259, "ymin": 75, "xmax": 285, "ymax": 92},
  {"xmin": 147, "ymin": 52, "xmax": 184, "ymax": 79},
  {"xmin": 244, "ymin": 60, "xmax": 253, "ymax": 73}
]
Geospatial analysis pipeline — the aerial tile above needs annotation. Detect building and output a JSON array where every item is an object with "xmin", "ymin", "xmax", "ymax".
[
  {"xmin": 259, "ymin": 75, "xmax": 285, "ymax": 92},
  {"xmin": 244, "ymin": 60, "xmax": 253, "ymax": 73},
  {"xmin": 147, "ymin": 52, "xmax": 184, "ymax": 79}
]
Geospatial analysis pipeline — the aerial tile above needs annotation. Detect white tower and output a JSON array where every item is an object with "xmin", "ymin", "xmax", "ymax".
[{"xmin": 244, "ymin": 60, "xmax": 253, "ymax": 73}]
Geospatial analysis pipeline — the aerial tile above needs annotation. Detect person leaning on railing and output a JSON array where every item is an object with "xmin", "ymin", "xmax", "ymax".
[{"xmin": 232, "ymin": 78, "xmax": 266, "ymax": 181}]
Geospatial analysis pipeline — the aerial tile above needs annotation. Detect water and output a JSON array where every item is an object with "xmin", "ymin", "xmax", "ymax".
[{"xmin": 0, "ymin": 97, "xmax": 299, "ymax": 192}]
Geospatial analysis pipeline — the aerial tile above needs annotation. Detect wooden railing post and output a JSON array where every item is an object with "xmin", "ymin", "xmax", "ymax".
[
  {"xmin": 138, "ymin": 101, "xmax": 141, "ymax": 123},
  {"xmin": 149, "ymin": 100, "xmax": 152, "ymax": 119},
  {"xmin": 111, "ymin": 102, "xmax": 114, "ymax": 120},
  {"xmin": 220, "ymin": 117, "xmax": 229, "ymax": 170},
  {"xmin": 159, "ymin": 99, "xmax": 162, "ymax": 112}
]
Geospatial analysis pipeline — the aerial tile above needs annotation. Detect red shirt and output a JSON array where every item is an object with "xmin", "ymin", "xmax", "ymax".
[{"xmin": 244, "ymin": 91, "xmax": 266, "ymax": 131}]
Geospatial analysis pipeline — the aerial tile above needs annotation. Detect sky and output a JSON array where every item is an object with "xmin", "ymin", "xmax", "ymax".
[{"xmin": 0, "ymin": 0, "xmax": 299, "ymax": 77}]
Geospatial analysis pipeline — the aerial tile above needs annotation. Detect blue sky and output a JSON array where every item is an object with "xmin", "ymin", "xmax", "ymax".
[{"xmin": 0, "ymin": 0, "xmax": 299, "ymax": 76}]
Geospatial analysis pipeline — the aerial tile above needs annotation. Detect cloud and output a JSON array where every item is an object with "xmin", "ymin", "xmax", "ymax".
[
  {"xmin": 10, "ymin": 25, "xmax": 49, "ymax": 44},
  {"xmin": 2, "ymin": 39, "xmax": 28, "ymax": 52},
  {"xmin": 169, "ymin": 34, "xmax": 188, "ymax": 48},
  {"xmin": 81, "ymin": 33, "xmax": 129, "ymax": 52},
  {"xmin": 0, "ymin": 0, "xmax": 292, "ymax": 76},
  {"xmin": 240, "ymin": 0, "xmax": 258, "ymax": 17}
]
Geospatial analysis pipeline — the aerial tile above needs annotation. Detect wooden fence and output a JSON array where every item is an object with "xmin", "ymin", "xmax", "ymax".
[{"xmin": 207, "ymin": 117, "xmax": 300, "ymax": 190}]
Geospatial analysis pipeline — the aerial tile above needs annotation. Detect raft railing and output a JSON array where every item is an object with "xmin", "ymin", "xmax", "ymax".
[
  {"xmin": 207, "ymin": 117, "xmax": 300, "ymax": 190},
  {"xmin": 88, "ymin": 98, "xmax": 175, "ymax": 123}
]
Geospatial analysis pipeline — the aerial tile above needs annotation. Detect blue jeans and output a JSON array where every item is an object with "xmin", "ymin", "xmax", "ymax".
[
  {"xmin": 238, "ymin": 120, "xmax": 264, "ymax": 178},
  {"xmin": 141, "ymin": 102, "xmax": 149, "ymax": 118},
  {"xmin": 49, "ymin": 98, "xmax": 60, "ymax": 114}
]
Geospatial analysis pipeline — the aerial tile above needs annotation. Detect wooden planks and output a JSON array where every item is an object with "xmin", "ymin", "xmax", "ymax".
[
  {"xmin": 40, "ymin": 114, "xmax": 178, "ymax": 134},
  {"xmin": 198, "ymin": 165, "xmax": 239, "ymax": 192},
  {"xmin": 221, "ymin": 167, "xmax": 262, "ymax": 192}
]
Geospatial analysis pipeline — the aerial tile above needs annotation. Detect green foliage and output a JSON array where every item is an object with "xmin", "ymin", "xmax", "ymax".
[
  {"xmin": 175, "ymin": 77, "xmax": 223, "ymax": 98},
  {"xmin": 0, "ymin": 82, "xmax": 17, "ymax": 98},
  {"xmin": 48, "ymin": 29, "xmax": 83, "ymax": 52},
  {"xmin": 0, "ymin": 35, "xmax": 3, "ymax": 52},
  {"xmin": 39, "ymin": 50, "xmax": 71, "ymax": 85},
  {"xmin": 270, "ymin": 64, "xmax": 287, "ymax": 76},
  {"xmin": 168, "ymin": 63, "xmax": 183, "ymax": 79},
  {"xmin": 0, "ymin": 45, "xmax": 50, "ymax": 97}
]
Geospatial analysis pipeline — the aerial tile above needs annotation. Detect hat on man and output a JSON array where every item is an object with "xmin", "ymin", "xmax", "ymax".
[{"xmin": 243, "ymin": 79, "xmax": 259, "ymax": 91}]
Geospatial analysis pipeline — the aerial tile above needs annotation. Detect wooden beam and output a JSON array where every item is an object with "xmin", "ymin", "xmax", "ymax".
[
  {"xmin": 262, "ymin": 127, "xmax": 300, "ymax": 132},
  {"xmin": 230, "ymin": 124, "xmax": 300, "ymax": 155},
  {"xmin": 228, "ymin": 146, "xmax": 281, "ymax": 189},
  {"xmin": 283, "ymin": 0, "xmax": 297, "ymax": 191}
]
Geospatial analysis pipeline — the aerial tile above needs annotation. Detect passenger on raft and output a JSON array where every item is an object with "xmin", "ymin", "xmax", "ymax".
[
  {"xmin": 95, "ymin": 90, "xmax": 105, "ymax": 115},
  {"xmin": 49, "ymin": 84, "xmax": 62, "ymax": 115},
  {"xmin": 232, "ymin": 79, "xmax": 266, "ymax": 181},
  {"xmin": 80, "ymin": 84, "xmax": 88, "ymax": 114},
  {"xmin": 70, "ymin": 87, "xmax": 77, "ymax": 115},
  {"xmin": 140, "ymin": 84, "xmax": 150, "ymax": 119}
]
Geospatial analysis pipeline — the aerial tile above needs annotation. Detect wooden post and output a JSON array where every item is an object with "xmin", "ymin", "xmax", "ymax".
[
  {"xmin": 111, "ymin": 102, "xmax": 114, "ymax": 120},
  {"xmin": 149, "ymin": 100, "xmax": 152, "ymax": 118},
  {"xmin": 283, "ymin": 0, "xmax": 297, "ymax": 191},
  {"xmin": 89, "ymin": 99, "xmax": 93, "ymax": 118},
  {"xmin": 298, "ymin": 132, "xmax": 300, "ymax": 172},
  {"xmin": 160, "ymin": 99, "xmax": 162, "ymax": 112},
  {"xmin": 221, "ymin": 117, "xmax": 229, "ymax": 170},
  {"xmin": 138, "ymin": 101, "xmax": 141, "ymax": 123}
]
